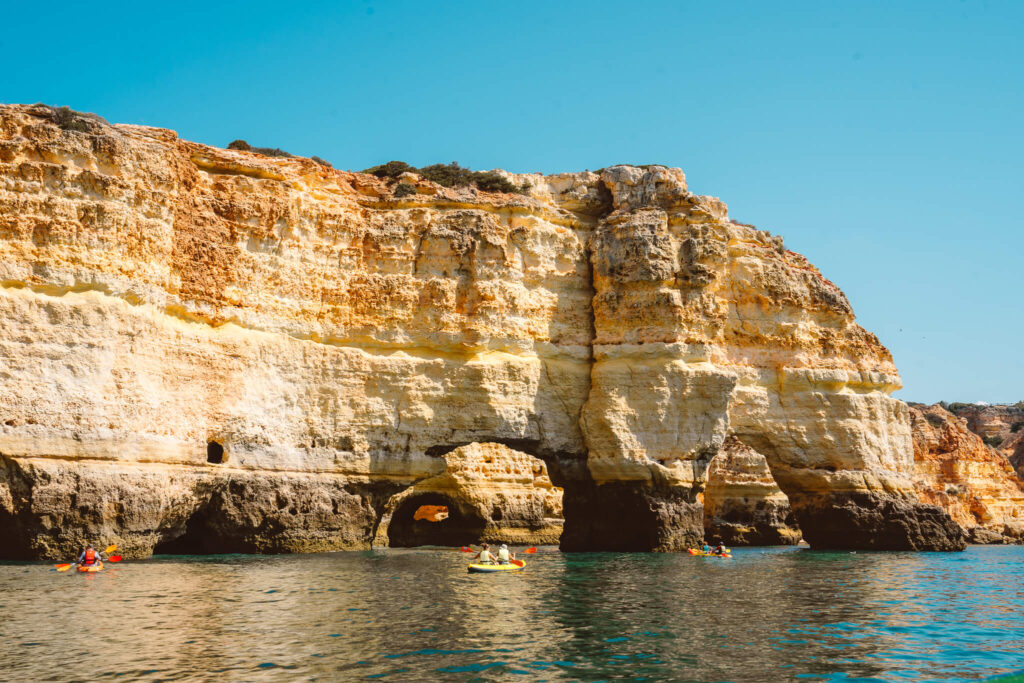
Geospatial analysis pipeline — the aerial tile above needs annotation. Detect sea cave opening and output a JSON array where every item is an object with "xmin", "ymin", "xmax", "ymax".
[
  {"xmin": 152, "ymin": 506, "xmax": 221, "ymax": 555},
  {"xmin": 387, "ymin": 492, "xmax": 488, "ymax": 547}
]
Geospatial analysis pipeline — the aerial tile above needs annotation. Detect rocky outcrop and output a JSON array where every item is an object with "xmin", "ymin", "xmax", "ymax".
[
  {"xmin": 572, "ymin": 164, "xmax": 962, "ymax": 551},
  {"xmin": 702, "ymin": 437, "xmax": 800, "ymax": 546},
  {"xmin": 948, "ymin": 403, "xmax": 1024, "ymax": 444},
  {"xmin": 0, "ymin": 454, "xmax": 393, "ymax": 559},
  {"xmin": 910, "ymin": 404, "xmax": 1024, "ymax": 543},
  {"xmin": 946, "ymin": 403, "xmax": 1024, "ymax": 478},
  {"xmin": 0, "ymin": 104, "xmax": 965, "ymax": 558},
  {"xmin": 373, "ymin": 442, "xmax": 562, "ymax": 547}
]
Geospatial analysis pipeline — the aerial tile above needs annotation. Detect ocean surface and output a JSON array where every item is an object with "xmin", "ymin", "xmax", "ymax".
[{"xmin": 1, "ymin": 545, "xmax": 1023, "ymax": 681}]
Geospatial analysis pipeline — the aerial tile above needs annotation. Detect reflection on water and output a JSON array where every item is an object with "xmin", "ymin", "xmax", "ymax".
[{"xmin": 1, "ymin": 546, "xmax": 1023, "ymax": 680}]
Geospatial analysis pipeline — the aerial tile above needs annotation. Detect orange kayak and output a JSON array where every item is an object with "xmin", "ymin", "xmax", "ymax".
[
  {"xmin": 687, "ymin": 549, "xmax": 731, "ymax": 557},
  {"xmin": 77, "ymin": 562, "xmax": 104, "ymax": 573}
]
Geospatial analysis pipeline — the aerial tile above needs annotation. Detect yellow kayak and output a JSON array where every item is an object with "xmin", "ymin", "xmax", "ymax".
[
  {"xmin": 687, "ymin": 549, "xmax": 731, "ymax": 558},
  {"xmin": 468, "ymin": 559, "xmax": 525, "ymax": 573},
  {"xmin": 77, "ymin": 562, "xmax": 104, "ymax": 573}
]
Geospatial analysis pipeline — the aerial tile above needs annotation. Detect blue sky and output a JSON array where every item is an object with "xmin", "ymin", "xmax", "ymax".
[{"xmin": 3, "ymin": 1, "xmax": 1021, "ymax": 403}]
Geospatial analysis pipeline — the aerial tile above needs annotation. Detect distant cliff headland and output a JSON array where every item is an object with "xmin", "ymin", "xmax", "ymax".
[{"xmin": 3, "ymin": 104, "xmax": 1019, "ymax": 559}]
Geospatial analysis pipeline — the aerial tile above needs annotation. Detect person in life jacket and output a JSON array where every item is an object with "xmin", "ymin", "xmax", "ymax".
[
  {"xmin": 702, "ymin": 543, "xmax": 712, "ymax": 554},
  {"xmin": 714, "ymin": 542, "xmax": 728, "ymax": 556},
  {"xmin": 473, "ymin": 543, "xmax": 495, "ymax": 565},
  {"xmin": 496, "ymin": 543, "xmax": 515, "ymax": 565},
  {"xmin": 77, "ymin": 544, "xmax": 103, "ymax": 567}
]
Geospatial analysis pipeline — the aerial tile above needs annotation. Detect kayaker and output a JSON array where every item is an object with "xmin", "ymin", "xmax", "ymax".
[
  {"xmin": 495, "ymin": 543, "xmax": 515, "ymax": 565},
  {"xmin": 714, "ymin": 542, "xmax": 728, "ymax": 556},
  {"xmin": 77, "ymin": 544, "xmax": 103, "ymax": 567},
  {"xmin": 473, "ymin": 543, "xmax": 496, "ymax": 565},
  {"xmin": 702, "ymin": 543, "xmax": 712, "ymax": 554}
]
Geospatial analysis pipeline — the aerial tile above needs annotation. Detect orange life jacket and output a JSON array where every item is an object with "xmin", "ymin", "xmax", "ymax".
[{"xmin": 84, "ymin": 548, "xmax": 96, "ymax": 564}]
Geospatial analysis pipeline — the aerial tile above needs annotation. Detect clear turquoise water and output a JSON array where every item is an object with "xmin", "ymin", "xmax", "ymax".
[{"xmin": 1, "ymin": 545, "xmax": 1022, "ymax": 681}]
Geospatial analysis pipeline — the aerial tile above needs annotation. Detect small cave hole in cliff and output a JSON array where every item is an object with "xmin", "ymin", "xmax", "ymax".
[
  {"xmin": 388, "ymin": 493, "xmax": 487, "ymax": 547},
  {"xmin": 207, "ymin": 441, "xmax": 225, "ymax": 464}
]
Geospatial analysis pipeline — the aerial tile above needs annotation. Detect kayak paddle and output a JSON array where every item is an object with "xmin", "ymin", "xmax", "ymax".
[
  {"xmin": 55, "ymin": 563, "xmax": 72, "ymax": 572},
  {"xmin": 104, "ymin": 545, "xmax": 117, "ymax": 554},
  {"xmin": 460, "ymin": 546, "xmax": 476, "ymax": 553},
  {"xmin": 524, "ymin": 547, "xmax": 537, "ymax": 554},
  {"xmin": 107, "ymin": 555, "xmax": 122, "ymax": 562}
]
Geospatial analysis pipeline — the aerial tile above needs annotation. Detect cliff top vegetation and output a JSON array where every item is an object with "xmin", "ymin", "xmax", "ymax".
[
  {"xmin": 227, "ymin": 139, "xmax": 333, "ymax": 167},
  {"xmin": 362, "ymin": 160, "xmax": 530, "ymax": 195}
]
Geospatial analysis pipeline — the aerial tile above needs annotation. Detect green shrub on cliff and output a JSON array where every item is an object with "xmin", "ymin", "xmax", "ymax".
[
  {"xmin": 983, "ymin": 435, "xmax": 1004, "ymax": 448},
  {"xmin": 393, "ymin": 182, "xmax": 416, "ymax": 198},
  {"xmin": 362, "ymin": 160, "xmax": 529, "ymax": 194},
  {"xmin": 226, "ymin": 140, "xmax": 333, "ymax": 166},
  {"xmin": 364, "ymin": 160, "xmax": 415, "ymax": 178},
  {"xmin": 227, "ymin": 139, "xmax": 295, "ymax": 158},
  {"xmin": 42, "ymin": 105, "xmax": 108, "ymax": 133},
  {"xmin": 1011, "ymin": 421, "xmax": 1024, "ymax": 433}
]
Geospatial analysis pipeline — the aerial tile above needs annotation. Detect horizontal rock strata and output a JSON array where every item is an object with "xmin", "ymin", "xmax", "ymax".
[{"xmin": 0, "ymin": 104, "xmax": 965, "ymax": 557}]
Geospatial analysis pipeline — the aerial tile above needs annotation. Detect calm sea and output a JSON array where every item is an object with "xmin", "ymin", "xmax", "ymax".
[{"xmin": 1, "ymin": 545, "xmax": 1022, "ymax": 681}]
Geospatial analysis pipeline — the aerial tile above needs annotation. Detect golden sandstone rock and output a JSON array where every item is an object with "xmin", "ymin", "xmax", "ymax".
[{"xmin": 0, "ymin": 104, "xmax": 967, "ymax": 558}]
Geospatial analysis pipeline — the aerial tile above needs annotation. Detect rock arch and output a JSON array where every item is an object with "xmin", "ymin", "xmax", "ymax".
[
  {"xmin": 702, "ymin": 437, "xmax": 800, "ymax": 546},
  {"xmin": 374, "ymin": 442, "xmax": 563, "ymax": 548},
  {"xmin": 383, "ymin": 491, "xmax": 488, "ymax": 547}
]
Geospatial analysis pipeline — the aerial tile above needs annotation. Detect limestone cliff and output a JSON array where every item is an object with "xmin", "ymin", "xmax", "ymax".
[
  {"xmin": 910, "ymin": 404, "xmax": 1024, "ymax": 543},
  {"xmin": 0, "ymin": 104, "xmax": 964, "ymax": 558},
  {"xmin": 702, "ymin": 437, "xmax": 801, "ymax": 546}
]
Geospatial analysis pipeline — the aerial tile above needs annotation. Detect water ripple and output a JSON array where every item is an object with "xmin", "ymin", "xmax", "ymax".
[{"xmin": 2, "ymin": 546, "xmax": 1023, "ymax": 680}]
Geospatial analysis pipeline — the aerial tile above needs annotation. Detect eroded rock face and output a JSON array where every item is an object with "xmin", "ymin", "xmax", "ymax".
[
  {"xmin": 946, "ymin": 403, "xmax": 1024, "ymax": 478},
  {"xmin": 374, "ymin": 442, "xmax": 563, "ymax": 547},
  {"xmin": 0, "ymin": 104, "xmax": 964, "ymax": 557},
  {"xmin": 0, "ymin": 455, "xmax": 395, "ymax": 559},
  {"xmin": 910, "ymin": 405, "xmax": 1024, "ymax": 543},
  {"xmin": 703, "ymin": 437, "xmax": 800, "ymax": 546},
  {"xmin": 575, "ymin": 166, "xmax": 963, "ymax": 551}
]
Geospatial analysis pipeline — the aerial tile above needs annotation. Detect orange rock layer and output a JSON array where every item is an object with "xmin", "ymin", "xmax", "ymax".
[{"xmin": 911, "ymin": 404, "xmax": 1024, "ymax": 542}]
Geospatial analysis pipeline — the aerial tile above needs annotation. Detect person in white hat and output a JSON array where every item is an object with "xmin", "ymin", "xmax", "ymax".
[{"xmin": 495, "ymin": 543, "xmax": 515, "ymax": 565}]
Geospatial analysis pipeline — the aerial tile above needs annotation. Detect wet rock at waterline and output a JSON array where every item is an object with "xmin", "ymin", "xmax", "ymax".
[{"xmin": 0, "ymin": 103, "xmax": 972, "ymax": 557}]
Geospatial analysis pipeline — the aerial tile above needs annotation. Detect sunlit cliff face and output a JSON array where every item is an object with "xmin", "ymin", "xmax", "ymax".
[{"xmin": 0, "ymin": 104, "xmax": 964, "ymax": 559}]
